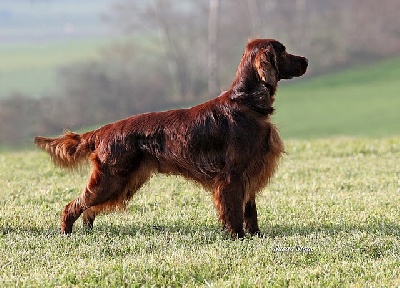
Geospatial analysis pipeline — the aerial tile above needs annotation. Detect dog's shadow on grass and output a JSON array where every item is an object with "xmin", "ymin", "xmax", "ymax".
[
  {"xmin": 81, "ymin": 219, "xmax": 400, "ymax": 240},
  {"xmin": 2, "ymin": 220, "xmax": 399, "ymax": 239},
  {"xmin": 1, "ymin": 226, "xmax": 61, "ymax": 237},
  {"xmin": 90, "ymin": 222, "xmax": 226, "ymax": 241}
]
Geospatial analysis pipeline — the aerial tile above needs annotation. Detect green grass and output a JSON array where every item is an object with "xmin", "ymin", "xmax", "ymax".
[
  {"xmin": 0, "ymin": 39, "xmax": 108, "ymax": 98},
  {"xmin": 275, "ymin": 56, "xmax": 400, "ymax": 139},
  {"xmin": 1, "ymin": 137, "xmax": 399, "ymax": 286}
]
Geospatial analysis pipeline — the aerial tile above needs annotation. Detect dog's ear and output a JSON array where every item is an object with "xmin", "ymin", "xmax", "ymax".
[{"xmin": 254, "ymin": 46, "xmax": 279, "ymax": 86}]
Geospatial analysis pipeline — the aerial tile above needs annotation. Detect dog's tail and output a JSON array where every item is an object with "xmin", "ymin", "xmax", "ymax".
[{"xmin": 34, "ymin": 131, "xmax": 95, "ymax": 169}]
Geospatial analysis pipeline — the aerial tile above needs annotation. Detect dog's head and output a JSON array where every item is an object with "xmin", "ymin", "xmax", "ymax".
[
  {"xmin": 252, "ymin": 39, "xmax": 308, "ymax": 84},
  {"xmin": 231, "ymin": 39, "xmax": 308, "ymax": 115}
]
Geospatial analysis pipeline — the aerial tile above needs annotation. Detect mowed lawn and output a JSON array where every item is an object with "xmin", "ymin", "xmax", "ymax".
[{"xmin": 1, "ymin": 137, "xmax": 399, "ymax": 286}]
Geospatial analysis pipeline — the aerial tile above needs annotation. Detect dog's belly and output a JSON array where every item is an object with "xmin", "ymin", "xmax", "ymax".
[{"xmin": 147, "ymin": 121, "xmax": 284, "ymax": 196}]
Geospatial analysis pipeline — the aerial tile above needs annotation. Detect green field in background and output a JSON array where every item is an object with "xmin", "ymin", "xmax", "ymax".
[
  {"xmin": 275, "ymin": 56, "xmax": 400, "ymax": 138},
  {"xmin": 1, "ymin": 39, "xmax": 399, "ymax": 139},
  {"xmin": 0, "ymin": 39, "xmax": 107, "ymax": 98}
]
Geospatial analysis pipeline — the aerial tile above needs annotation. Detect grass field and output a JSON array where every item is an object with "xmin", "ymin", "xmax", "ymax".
[
  {"xmin": 275, "ymin": 56, "xmax": 400, "ymax": 139},
  {"xmin": 1, "ymin": 137, "xmax": 399, "ymax": 286}
]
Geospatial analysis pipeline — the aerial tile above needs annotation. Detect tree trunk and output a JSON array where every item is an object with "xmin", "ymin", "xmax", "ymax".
[
  {"xmin": 208, "ymin": 0, "xmax": 220, "ymax": 97},
  {"xmin": 153, "ymin": 0, "xmax": 189, "ymax": 101}
]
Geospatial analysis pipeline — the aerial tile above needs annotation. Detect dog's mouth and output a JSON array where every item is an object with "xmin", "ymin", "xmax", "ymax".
[
  {"xmin": 298, "ymin": 57, "xmax": 309, "ymax": 76},
  {"xmin": 280, "ymin": 57, "xmax": 308, "ymax": 79}
]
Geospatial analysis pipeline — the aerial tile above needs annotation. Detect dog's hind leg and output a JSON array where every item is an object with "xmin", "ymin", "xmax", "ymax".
[
  {"xmin": 61, "ymin": 164, "xmax": 129, "ymax": 234},
  {"xmin": 81, "ymin": 160, "xmax": 154, "ymax": 231},
  {"xmin": 82, "ymin": 208, "xmax": 96, "ymax": 230}
]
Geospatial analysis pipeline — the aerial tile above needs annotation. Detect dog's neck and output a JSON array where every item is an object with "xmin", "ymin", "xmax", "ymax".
[{"xmin": 230, "ymin": 68, "xmax": 277, "ymax": 116}]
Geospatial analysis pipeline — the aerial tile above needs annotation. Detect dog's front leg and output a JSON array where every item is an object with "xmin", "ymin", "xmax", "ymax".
[
  {"xmin": 213, "ymin": 176, "xmax": 245, "ymax": 238},
  {"xmin": 244, "ymin": 198, "xmax": 262, "ymax": 236}
]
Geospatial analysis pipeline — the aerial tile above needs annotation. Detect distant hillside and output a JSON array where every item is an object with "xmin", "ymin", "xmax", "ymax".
[
  {"xmin": 0, "ymin": 38, "xmax": 109, "ymax": 98},
  {"xmin": 1, "ymin": 43, "xmax": 399, "ymax": 140},
  {"xmin": 0, "ymin": 0, "xmax": 112, "ymax": 42},
  {"xmin": 275, "ymin": 57, "xmax": 400, "ymax": 139}
]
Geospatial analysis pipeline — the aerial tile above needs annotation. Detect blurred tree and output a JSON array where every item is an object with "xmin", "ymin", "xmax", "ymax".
[
  {"xmin": 2, "ymin": 0, "xmax": 400, "ymax": 148},
  {"xmin": 56, "ymin": 57, "xmax": 170, "ymax": 128},
  {"xmin": 107, "ymin": 0, "xmax": 209, "ymax": 101},
  {"xmin": 207, "ymin": 0, "xmax": 220, "ymax": 96},
  {"xmin": 0, "ymin": 94, "xmax": 40, "ymax": 147}
]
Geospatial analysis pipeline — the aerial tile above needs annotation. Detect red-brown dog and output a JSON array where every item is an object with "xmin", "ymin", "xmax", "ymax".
[{"xmin": 35, "ymin": 39, "xmax": 308, "ymax": 238}]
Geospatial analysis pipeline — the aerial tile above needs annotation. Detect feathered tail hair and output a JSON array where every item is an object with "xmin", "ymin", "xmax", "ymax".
[{"xmin": 34, "ymin": 131, "xmax": 94, "ymax": 169}]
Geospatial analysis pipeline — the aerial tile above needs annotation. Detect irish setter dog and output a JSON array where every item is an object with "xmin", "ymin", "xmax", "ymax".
[{"xmin": 35, "ymin": 39, "xmax": 308, "ymax": 238}]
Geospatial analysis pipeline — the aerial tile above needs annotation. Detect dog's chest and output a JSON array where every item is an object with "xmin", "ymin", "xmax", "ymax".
[{"xmin": 243, "ymin": 122, "xmax": 284, "ymax": 196}]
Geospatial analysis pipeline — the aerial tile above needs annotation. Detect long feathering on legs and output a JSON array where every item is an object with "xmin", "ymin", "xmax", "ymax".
[{"xmin": 34, "ymin": 39, "xmax": 308, "ymax": 237}]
